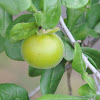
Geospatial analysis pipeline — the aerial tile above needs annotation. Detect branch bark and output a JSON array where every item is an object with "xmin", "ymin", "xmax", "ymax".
[
  {"xmin": 59, "ymin": 16, "xmax": 100, "ymax": 79},
  {"xmin": 66, "ymin": 66, "xmax": 72, "ymax": 95}
]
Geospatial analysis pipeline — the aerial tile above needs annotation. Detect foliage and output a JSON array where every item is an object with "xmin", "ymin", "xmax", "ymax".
[
  {"xmin": 40, "ymin": 59, "xmax": 66, "ymax": 95},
  {"xmin": 0, "ymin": 83, "xmax": 29, "ymax": 100},
  {"xmin": 0, "ymin": 0, "xmax": 100, "ymax": 99},
  {"xmin": 34, "ymin": 0, "xmax": 61, "ymax": 29},
  {"xmin": 37, "ymin": 94, "xmax": 89, "ymax": 100},
  {"xmin": 0, "ymin": 0, "xmax": 31, "ymax": 15}
]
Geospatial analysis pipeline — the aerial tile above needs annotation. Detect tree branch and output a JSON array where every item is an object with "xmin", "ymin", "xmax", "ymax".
[
  {"xmin": 59, "ymin": 16, "xmax": 100, "ymax": 79},
  {"xmin": 29, "ymin": 85, "xmax": 40, "ymax": 99},
  {"xmin": 66, "ymin": 66, "xmax": 72, "ymax": 95}
]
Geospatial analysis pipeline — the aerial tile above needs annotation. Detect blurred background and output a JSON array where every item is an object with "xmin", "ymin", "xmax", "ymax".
[{"xmin": 0, "ymin": 6, "xmax": 100, "ymax": 100}]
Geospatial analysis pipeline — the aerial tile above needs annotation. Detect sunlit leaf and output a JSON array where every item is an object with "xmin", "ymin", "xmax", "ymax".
[
  {"xmin": 28, "ymin": 65, "xmax": 45, "ymax": 77},
  {"xmin": 72, "ymin": 43, "xmax": 86, "ymax": 74},
  {"xmin": 9, "ymin": 22, "xmax": 38, "ymax": 42},
  {"xmin": 78, "ymin": 84, "xmax": 96, "ymax": 98},
  {"xmin": 0, "ymin": 83, "xmax": 29, "ymax": 100},
  {"xmin": 37, "ymin": 94, "xmax": 89, "ymax": 100},
  {"xmin": 61, "ymin": 0, "xmax": 89, "ymax": 9},
  {"xmin": 82, "ymin": 72, "xmax": 96, "ymax": 90},
  {"xmin": 0, "ymin": 7, "xmax": 12, "ymax": 37},
  {"xmin": 0, "ymin": 0, "xmax": 31, "ymax": 15},
  {"xmin": 34, "ymin": 0, "xmax": 61, "ymax": 29}
]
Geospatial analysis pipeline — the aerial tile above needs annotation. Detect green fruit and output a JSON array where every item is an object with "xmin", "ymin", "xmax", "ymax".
[{"xmin": 21, "ymin": 33, "xmax": 64, "ymax": 69}]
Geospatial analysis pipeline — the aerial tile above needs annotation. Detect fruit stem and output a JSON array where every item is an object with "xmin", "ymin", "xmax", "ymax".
[{"xmin": 36, "ymin": 27, "xmax": 60, "ymax": 36}]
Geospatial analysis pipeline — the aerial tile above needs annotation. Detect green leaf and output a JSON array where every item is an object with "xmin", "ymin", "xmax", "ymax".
[
  {"xmin": 55, "ymin": 31, "xmax": 65, "ymax": 40},
  {"xmin": 27, "ymin": 17, "xmax": 36, "ymax": 23},
  {"xmin": 28, "ymin": 65, "xmax": 45, "ymax": 77},
  {"xmin": 66, "ymin": 8, "xmax": 83, "ymax": 30},
  {"xmin": 91, "ymin": 0, "xmax": 99, "ymax": 5},
  {"xmin": 78, "ymin": 84, "xmax": 96, "ymax": 98},
  {"xmin": 0, "ymin": 83, "xmax": 29, "ymax": 100},
  {"xmin": 95, "ymin": 95, "xmax": 100, "ymax": 100},
  {"xmin": 86, "ymin": 3, "xmax": 100, "ymax": 28},
  {"xmin": 0, "ymin": 7, "xmax": 12, "ymax": 37},
  {"xmin": 72, "ymin": 43, "xmax": 86, "ymax": 74},
  {"xmin": 6, "ymin": 14, "xmax": 34, "ymax": 37},
  {"xmin": 4, "ymin": 39, "xmax": 24, "ymax": 61},
  {"xmin": 79, "ymin": 0, "xmax": 91, "ymax": 12},
  {"xmin": 61, "ymin": 0, "xmax": 89, "ymax": 9},
  {"xmin": 84, "ymin": 54, "xmax": 98, "ymax": 74},
  {"xmin": 34, "ymin": 0, "xmax": 61, "ymax": 29},
  {"xmin": 0, "ymin": 35, "xmax": 5, "ymax": 53},
  {"xmin": 40, "ymin": 59, "xmax": 66, "ymax": 95},
  {"xmin": 56, "ymin": 31, "xmax": 74, "ymax": 61},
  {"xmin": 9, "ymin": 22, "xmax": 39, "ymax": 42},
  {"xmin": 27, "ymin": 1, "xmax": 37, "ymax": 13},
  {"xmin": 5, "ymin": 14, "xmax": 34, "ymax": 61},
  {"xmin": 0, "ymin": 0, "xmax": 31, "ymax": 15},
  {"xmin": 71, "ymin": 24, "xmax": 98, "ymax": 40},
  {"xmin": 32, "ymin": 0, "xmax": 41, "ymax": 10},
  {"xmin": 82, "ymin": 72, "xmax": 96, "ymax": 90},
  {"xmin": 66, "ymin": 0, "xmax": 91, "ymax": 29},
  {"xmin": 76, "ymin": 14, "xmax": 85, "ymax": 25},
  {"xmin": 27, "ymin": 0, "xmax": 41, "ymax": 12},
  {"xmin": 63, "ymin": 41, "xmax": 74, "ymax": 61},
  {"xmin": 94, "ymin": 22, "xmax": 100, "ymax": 34},
  {"xmin": 37, "ymin": 94, "xmax": 89, "ymax": 100},
  {"xmin": 82, "ymin": 47, "xmax": 100, "ymax": 69}
]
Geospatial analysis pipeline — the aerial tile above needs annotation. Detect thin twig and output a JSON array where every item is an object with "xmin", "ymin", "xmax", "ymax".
[
  {"xmin": 65, "ymin": 62, "xmax": 71, "ymax": 70},
  {"xmin": 59, "ymin": 16, "xmax": 100, "ymax": 79},
  {"xmin": 93, "ymin": 74, "xmax": 100, "ymax": 94},
  {"xmin": 65, "ymin": 62, "xmax": 72, "ymax": 95},
  {"xmin": 29, "ymin": 85, "xmax": 40, "ymax": 99},
  {"xmin": 66, "ymin": 66, "xmax": 72, "ymax": 95}
]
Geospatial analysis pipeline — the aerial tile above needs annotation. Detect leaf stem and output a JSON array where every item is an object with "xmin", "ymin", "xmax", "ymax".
[{"xmin": 59, "ymin": 16, "xmax": 100, "ymax": 80}]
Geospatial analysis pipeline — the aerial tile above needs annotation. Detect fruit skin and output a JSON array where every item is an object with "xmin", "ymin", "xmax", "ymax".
[{"xmin": 21, "ymin": 33, "xmax": 64, "ymax": 69}]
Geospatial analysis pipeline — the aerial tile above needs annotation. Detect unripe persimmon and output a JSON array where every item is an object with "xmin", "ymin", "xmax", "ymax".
[{"xmin": 21, "ymin": 33, "xmax": 64, "ymax": 69}]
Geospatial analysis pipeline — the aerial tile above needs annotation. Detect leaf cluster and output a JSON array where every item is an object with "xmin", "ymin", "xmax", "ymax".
[{"xmin": 0, "ymin": 0, "xmax": 100, "ymax": 99}]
